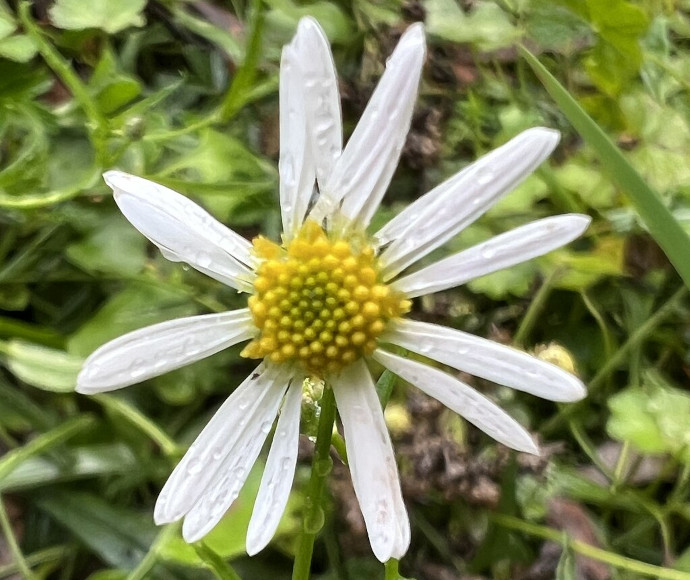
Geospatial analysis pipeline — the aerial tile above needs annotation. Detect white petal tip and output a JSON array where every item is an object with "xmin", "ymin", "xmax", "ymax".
[
  {"xmin": 245, "ymin": 538, "xmax": 264, "ymax": 557},
  {"xmin": 74, "ymin": 383, "xmax": 91, "ymax": 395},
  {"xmin": 556, "ymin": 379, "xmax": 588, "ymax": 403},
  {"xmin": 527, "ymin": 126, "xmax": 561, "ymax": 148},
  {"xmin": 570, "ymin": 213, "xmax": 593, "ymax": 232},
  {"xmin": 519, "ymin": 439, "xmax": 540, "ymax": 456},
  {"xmin": 181, "ymin": 520, "xmax": 207, "ymax": 544},
  {"xmin": 102, "ymin": 170, "xmax": 130, "ymax": 190}
]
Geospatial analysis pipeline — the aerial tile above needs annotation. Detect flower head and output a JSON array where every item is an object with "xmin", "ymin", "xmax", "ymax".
[{"xmin": 77, "ymin": 18, "xmax": 589, "ymax": 562}]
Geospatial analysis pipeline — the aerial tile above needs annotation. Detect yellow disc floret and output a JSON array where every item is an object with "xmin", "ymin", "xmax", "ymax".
[{"xmin": 242, "ymin": 220, "xmax": 411, "ymax": 377}]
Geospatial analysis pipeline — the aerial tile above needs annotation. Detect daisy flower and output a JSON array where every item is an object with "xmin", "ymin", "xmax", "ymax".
[{"xmin": 76, "ymin": 18, "xmax": 588, "ymax": 563}]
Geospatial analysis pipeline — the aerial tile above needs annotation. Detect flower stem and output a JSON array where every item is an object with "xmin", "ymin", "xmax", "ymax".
[{"xmin": 292, "ymin": 386, "xmax": 337, "ymax": 580}]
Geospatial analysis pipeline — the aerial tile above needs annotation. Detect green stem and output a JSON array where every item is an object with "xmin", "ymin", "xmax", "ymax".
[
  {"xmin": 193, "ymin": 542, "xmax": 243, "ymax": 580},
  {"xmin": 0, "ymin": 497, "xmax": 38, "ymax": 580},
  {"xmin": 542, "ymin": 285, "xmax": 687, "ymax": 434},
  {"xmin": 0, "ymin": 546, "xmax": 67, "ymax": 579},
  {"xmin": 588, "ymin": 286, "xmax": 686, "ymax": 392},
  {"xmin": 292, "ymin": 386, "xmax": 337, "ymax": 580},
  {"xmin": 0, "ymin": 415, "xmax": 94, "ymax": 480},
  {"xmin": 126, "ymin": 523, "xmax": 179, "ymax": 580},
  {"xmin": 384, "ymin": 559, "xmax": 399, "ymax": 580},
  {"xmin": 514, "ymin": 268, "xmax": 559, "ymax": 346},
  {"xmin": 94, "ymin": 394, "xmax": 180, "ymax": 459},
  {"xmin": 492, "ymin": 513, "xmax": 690, "ymax": 580},
  {"xmin": 18, "ymin": 3, "xmax": 108, "ymax": 166}
]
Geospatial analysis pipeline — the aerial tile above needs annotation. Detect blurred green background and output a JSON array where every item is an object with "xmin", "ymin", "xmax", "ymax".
[{"xmin": 2, "ymin": 0, "xmax": 690, "ymax": 579}]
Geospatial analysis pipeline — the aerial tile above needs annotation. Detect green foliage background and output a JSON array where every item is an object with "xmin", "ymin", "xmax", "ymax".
[{"xmin": 1, "ymin": 0, "xmax": 690, "ymax": 579}]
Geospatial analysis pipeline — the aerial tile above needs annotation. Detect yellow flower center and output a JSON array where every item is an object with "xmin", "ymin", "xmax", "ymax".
[{"xmin": 242, "ymin": 220, "xmax": 410, "ymax": 377}]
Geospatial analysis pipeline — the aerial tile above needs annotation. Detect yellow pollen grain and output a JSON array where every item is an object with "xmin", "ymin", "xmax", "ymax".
[{"xmin": 243, "ymin": 220, "xmax": 410, "ymax": 377}]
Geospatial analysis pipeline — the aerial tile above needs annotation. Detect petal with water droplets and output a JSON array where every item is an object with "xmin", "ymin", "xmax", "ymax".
[
  {"xmin": 373, "ymin": 349, "xmax": 539, "ymax": 454},
  {"xmin": 279, "ymin": 38, "xmax": 316, "ymax": 237},
  {"xmin": 312, "ymin": 23, "xmax": 426, "ymax": 227},
  {"xmin": 375, "ymin": 128, "xmax": 560, "ymax": 279},
  {"xmin": 76, "ymin": 310, "xmax": 255, "ymax": 393},
  {"xmin": 246, "ymin": 378, "xmax": 303, "ymax": 555},
  {"xmin": 292, "ymin": 17, "xmax": 342, "ymax": 187},
  {"xmin": 332, "ymin": 359, "xmax": 409, "ymax": 562},
  {"xmin": 104, "ymin": 171, "xmax": 255, "ymax": 292},
  {"xmin": 383, "ymin": 319, "xmax": 586, "ymax": 402},
  {"xmin": 154, "ymin": 363, "xmax": 291, "ymax": 527},
  {"xmin": 181, "ymin": 368, "xmax": 292, "ymax": 542},
  {"xmin": 393, "ymin": 214, "xmax": 591, "ymax": 297}
]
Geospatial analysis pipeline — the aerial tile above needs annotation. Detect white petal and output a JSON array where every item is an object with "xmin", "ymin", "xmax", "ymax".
[
  {"xmin": 382, "ymin": 319, "xmax": 586, "ymax": 402},
  {"xmin": 293, "ymin": 17, "xmax": 342, "ymax": 187},
  {"xmin": 375, "ymin": 128, "xmax": 560, "ymax": 280},
  {"xmin": 311, "ymin": 23, "xmax": 426, "ymax": 227},
  {"xmin": 76, "ymin": 310, "xmax": 255, "ymax": 394},
  {"xmin": 393, "ymin": 214, "xmax": 591, "ymax": 297},
  {"xmin": 373, "ymin": 349, "xmax": 539, "ymax": 454},
  {"xmin": 154, "ymin": 363, "xmax": 291, "ymax": 526},
  {"xmin": 245, "ymin": 378, "xmax": 303, "ymax": 555},
  {"xmin": 332, "ymin": 359, "xmax": 409, "ymax": 562},
  {"xmin": 104, "ymin": 171, "xmax": 255, "ymax": 293},
  {"xmin": 180, "ymin": 368, "xmax": 293, "ymax": 542},
  {"xmin": 279, "ymin": 42, "xmax": 316, "ymax": 238}
]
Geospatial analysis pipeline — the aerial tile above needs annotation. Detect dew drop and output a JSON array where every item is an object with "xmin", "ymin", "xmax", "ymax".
[
  {"xmin": 261, "ymin": 421, "xmax": 273, "ymax": 434},
  {"xmin": 480, "ymin": 246, "xmax": 496, "ymax": 260},
  {"xmin": 187, "ymin": 459, "xmax": 203, "ymax": 475},
  {"xmin": 476, "ymin": 167, "xmax": 494, "ymax": 185}
]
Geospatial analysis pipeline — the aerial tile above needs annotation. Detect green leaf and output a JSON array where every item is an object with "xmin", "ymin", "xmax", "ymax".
[
  {"xmin": 35, "ymin": 490, "xmax": 157, "ymax": 569},
  {"xmin": 67, "ymin": 283, "xmax": 195, "ymax": 357},
  {"xmin": 49, "ymin": 0, "xmax": 146, "ymax": 34},
  {"xmin": 2, "ymin": 340, "xmax": 83, "ymax": 392},
  {"xmin": 0, "ymin": 34, "xmax": 37, "ymax": 62},
  {"xmin": 607, "ymin": 372, "xmax": 690, "ymax": 463},
  {"xmin": 0, "ymin": 444, "xmax": 137, "ymax": 492},
  {"xmin": 426, "ymin": 0, "xmax": 519, "ymax": 51},
  {"xmin": 66, "ymin": 216, "xmax": 147, "ymax": 277}
]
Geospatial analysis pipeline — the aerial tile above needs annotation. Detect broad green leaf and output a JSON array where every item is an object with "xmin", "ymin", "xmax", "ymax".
[
  {"xmin": 49, "ymin": 0, "xmax": 146, "ymax": 34},
  {"xmin": 546, "ymin": 236, "xmax": 625, "ymax": 291},
  {"xmin": 66, "ymin": 216, "xmax": 147, "ymax": 277},
  {"xmin": 264, "ymin": 0, "xmax": 354, "ymax": 44},
  {"xmin": 607, "ymin": 373, "xmax": 690, "ymax": 463},
  {"xmin": 0, "ymin": 34, "xmax": 37, "ymax": 62},
  {"xmin": 2, "ymin": 340, "xmax": 83, "ymax": 392},
  {"xmin": 426, "ymin": 0, "xmax": 519, "ymax": 51}
]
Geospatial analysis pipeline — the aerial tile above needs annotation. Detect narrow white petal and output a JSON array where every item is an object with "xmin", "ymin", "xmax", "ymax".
[
  {"xmin": 293, "ymin": 17, "xmax": 342, "ymax": 187},
  {"xmin": 245, "ymin": 378, "xmax": 303, "ymax": 555},
  {"xmin": 104, "ymin": 171, "xmax": 255, "ymax": 293},
  {"xmin": 332, "ymin": 359, "xmax": 409, "ymax": 562},
  {"xmin": 181, "ymin": 368, "xmax": 293, "ymax": 543},
  {"xmin": 154, "ymin": 363, "xmax": 291, "ymax": 526},
  {"xmin": 279, "ymin": 42, "xmax": 316, "ymax": 238},
  {"xmin": 375, "ymin": 128, "xmax": 560, "ymax": 279},
  {"xmin": 383, "ymin": 319, "xmax": 586, "ymax": 402},
  {"xmin": 312, "ymin": 24, "xmax": 426, "ymax": 227},
  {"xmin": 373, "ymin": 349, "xmax": 539, "ymax": 454},
  {"xmin": 393, "ymin": 214, "xmax": 591, "ymax": 298},
  {"xmin": 76, "ymin": 310, "xmax": 255, "ymax": 394}
]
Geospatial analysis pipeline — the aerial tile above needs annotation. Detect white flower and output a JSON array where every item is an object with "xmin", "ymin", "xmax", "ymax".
[{"xmin": 76, "ymin": 18, "xmax": 589, "ymax": 563}]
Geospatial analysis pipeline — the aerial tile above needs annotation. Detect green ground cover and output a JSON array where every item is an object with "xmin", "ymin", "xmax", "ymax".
[{"xmin": 2, "ymin": 0, "xmax": 690, "ymax": 578}]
